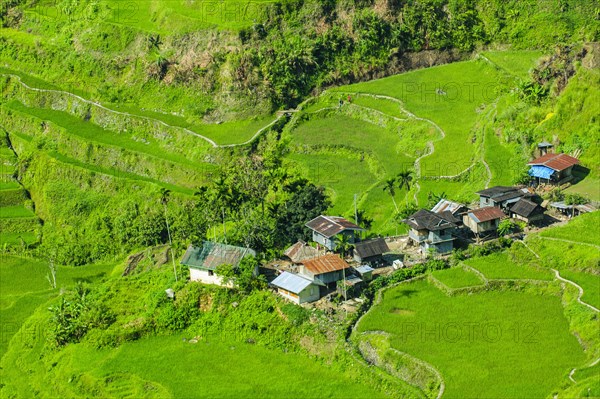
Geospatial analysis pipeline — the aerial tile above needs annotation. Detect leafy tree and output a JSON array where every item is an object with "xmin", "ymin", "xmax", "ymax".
[
  {"xmin": 215, "ymin": 256, "xmax": 265, "ymax": 293},
  {"xmin": 497, "ymin": 219, "xmax": 525, "ymax": 236},
  {"xmin": 274, "ymin": 180, "xmax": 331, "ymax": 246}
]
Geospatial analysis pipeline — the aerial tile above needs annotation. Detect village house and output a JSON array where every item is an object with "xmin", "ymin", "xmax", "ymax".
[
  {"xmin": 180, "ymin": 241, "xmax": 256, "ymax": 287},
  {"xmin": 283, "ymin": 240, "xmax": 319, "ymax": 264},
  {"xmin": 476, "ymin": 186, "xmax": 532, "ymax": 211},
  {"xmin": 528, "ymin": 153, "xmax": 580, "ymax": 185},
  {"xmin": 403, "ymin": 209, "xmax": 456, "ymax": 254},
  {"xmin": 305, "ymin": 215, "xmax": 364, "ymax": 251},
  {"xmin": 509, "ymin": 198, "xmax": 545, "ymax": 224},
  {"xmin": 271, "ymin": 271, "xmax": 320, "ymax": 304},
  {"xmin": 463, "ymin": 207, "xmax": 505, "ymax": 237},
  {"xmin": 298, "ymin": 254, "xmax": 351, "ymax": 293},
  {"xmin": 353, "ymin": 237, "xmax": 389, "ymax": 265}
]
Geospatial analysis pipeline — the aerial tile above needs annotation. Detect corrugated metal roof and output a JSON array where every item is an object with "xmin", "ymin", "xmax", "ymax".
[
  {"xmin": 528, "ymin": 153, "xmax": 579, "ymax": 172},
  {"xmin": 271, "ymin": 272, "xmax": 313, "ymax": 294},
  {"xmin": 284, "ymin": 241, "xmax": 319, "ymax": 263},
  {"xmin": 431, "ymin": 199, "xmax": 465, "ymax": 215},
  {"xmin": 180, "ymin": 242, "xmax": 256, "ymax": 270},
  {"xmin": 528, "ymin": 165, "xmax": 555, "ymax": 179},
  {"xmin": 538, "ymin": 141, "xmax": 553, "ymax": 148},
  {"xmin": 354, "ymin": 238, "xmax": 389, "ymax": 259},
  {"xmin": 305, "ymin": 215, "xmax": 364, "ymax": 238},
  {"xmin": 468, "ymin": 207, "xmax": 505, "ymax": 223},
  {"xmin": 301, "ymin": 254, "xmax": 350, "ymax": 275},
  {"xmin": 355, "ymin": 265, "xmax": 374, "ymax": 274}
]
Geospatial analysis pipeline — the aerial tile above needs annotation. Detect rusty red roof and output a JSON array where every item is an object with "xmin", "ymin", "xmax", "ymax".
[
  {"xmin": 467, "ymin": 207, "xmax": 505, "ymax": 223},
  {"xmin": 301, "ymin": 254, "xmax": 350, "ymax": 275},
  {"xmin": 305, "ymin": 215, "xmax": 363, "ymax": 238},
  {"xmin": 528, "ymin": 153, "xmax": 579, "ymax": 172}
]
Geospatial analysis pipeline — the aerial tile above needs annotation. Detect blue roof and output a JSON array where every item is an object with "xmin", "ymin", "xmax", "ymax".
[
  {"xmin": 528, "ymin": 165, "xmax": 554, "ymax": 179},
  {"xmin": 271, "ymin": 272, "xmax": 313, "ymax": 294},
  {"xmin": 355, "ymin": 265, "xmax": 374, "ymax": 274}
]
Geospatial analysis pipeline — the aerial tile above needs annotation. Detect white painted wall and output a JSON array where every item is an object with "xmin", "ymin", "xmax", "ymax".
[{"xmin": 189, "ymin": 268, "xmax": 233, "ymax": 287}]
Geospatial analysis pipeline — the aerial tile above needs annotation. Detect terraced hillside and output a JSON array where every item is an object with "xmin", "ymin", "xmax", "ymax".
[
  {"xmin": 0, "ymin": 134, "xmax": 40, "ymax": 249},
  {"xmin": 354, "ymin": 213, "xmax": 600, "ymax": 398}
]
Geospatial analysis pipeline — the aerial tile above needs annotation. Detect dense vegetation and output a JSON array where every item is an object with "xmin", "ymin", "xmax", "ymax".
[
  {"xmin": 1, "ymin": 1, "xmax": 599, "ymax": 398},
  {"xmin": 1, "ymin": 0, "xmax": 598, "ymax": 118}
]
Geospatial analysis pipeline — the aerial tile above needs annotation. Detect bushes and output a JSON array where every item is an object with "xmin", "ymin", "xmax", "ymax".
[{"xmin": 48, "ymin": 283, "xmax": 115, "ymax": 347}]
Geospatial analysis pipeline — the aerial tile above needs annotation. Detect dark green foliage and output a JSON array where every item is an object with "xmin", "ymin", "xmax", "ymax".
[
  {"xmin": 216, "ymin": 256, "xmax": 267, "ymax": 294},
  {"xmin": 273, "ymin": 179, "xmax": 331, "ymax": 246}
]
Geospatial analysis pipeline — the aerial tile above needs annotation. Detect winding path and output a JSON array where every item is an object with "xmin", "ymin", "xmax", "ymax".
[
  {"xmin": 3, "ymin": 72, "xmax": 285, "ymax": 148},
  {"xmin": 340, "ymin": 92, "xmax": 447, "ymax": 203},
  {"xmin": 552, "ymin": 269, "xmax": 600, "ymax": 313},
  {"xmin": 539, "ymin": 236, "xmax": 600, "ymax": 250}
]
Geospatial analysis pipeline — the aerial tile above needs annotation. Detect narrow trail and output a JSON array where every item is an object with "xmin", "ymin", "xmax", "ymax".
[
  {"xmin": 3, "ymin": 73, "xmax": 284, "ymax": 149},
  {"xmin": 539, "ymin": 236, "xmax": 600, "ymax": 250},
  {"xmin": 480, "ymin": 105, "xmax": 496, "ymax": 189},
  {"xmin": 343, "ymin": 92, "xmax": 447, "ymax": 203},
  {"xmin": 552, "ymin": 269, "xmax": 600, "ymax": 313},
  {"xmin": 516, "ymin": 239, "xmax": 541, "ymax": 259}
]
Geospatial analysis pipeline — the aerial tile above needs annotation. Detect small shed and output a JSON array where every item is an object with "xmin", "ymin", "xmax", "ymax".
[
  {"xmin": 538, "ymin": 141, "xmax": 554, "ymax": 156},
  {"xmin": 353, "ymin": 238, "xmax": 390, "ymax": 264},
  {"xmin": 549, "ymin": 202, "xmax": 595, "ymax": 217},
  {"xmin": 509, "ymin": 198, "xmax": 545, "ymax": 224},
  {"xmin": 181, "ymin": 242, "xmax": 256, "ymax": 287},
  {"xmin": 354, "ymin": 265, "xmax": 374, "ymax": 282},
  {"xmin": 271, "ymin": 271, "xmax": 320, "ymax": 304},
  {"xmin": 338, "ymin": 274, "xmax": 364, "ymax": 298},
  {"xmin": 528, "ymin": 153, "xmax": 579, "ymax": 184},
  {"xmin": 463, "ymin": 207, "xmax": 506, "ymax": 234},
  {"xmin": 305, "ymin": 215, "xmax": 364, "ymax": 251}
]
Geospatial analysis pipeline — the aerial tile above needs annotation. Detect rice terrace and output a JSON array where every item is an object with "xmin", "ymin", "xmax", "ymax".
[{"xmin": 1, "ymin": 1, "xmax": 599, "ymax": 398}]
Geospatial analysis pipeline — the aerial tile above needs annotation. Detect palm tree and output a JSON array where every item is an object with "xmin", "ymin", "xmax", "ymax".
[
  {"xmin": 397, "ymin": 170, "xmax": 414, "ymax": 192},
  {"xmin": 148, "ymin": 34, "xmax": 162, "ymax": 51},
  {"xmin": 335, "ymin": 234, "xmax": 353, "ymax": 259},
  {"xmin": 383, "ymin": 177, "xmax": 398, "ymax": 212},
  {"xmin": 397, "ymin": 170, "xmax": 414, "ymax": 206},
  {"xmin": 159, "ymin": 188, "xmax": 178, "ymax": 282}
]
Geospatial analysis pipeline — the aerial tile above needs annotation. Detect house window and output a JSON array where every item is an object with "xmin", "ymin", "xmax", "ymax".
[{"xmin": 208, "ymin": 270, "xmax": 214, "ymax": 276}]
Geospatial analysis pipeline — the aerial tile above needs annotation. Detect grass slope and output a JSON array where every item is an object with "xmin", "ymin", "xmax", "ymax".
[
  {"xmin": 56, "ymin": 335, "xmax": 390, "ymax": 399},
  {"xmin": 358, "ymin": 279, "xmax": 586, "ymax": 399},
  {"xmin": 338, "ymin": 60, "xmax": 509, "ymax": 175},
  {"xmin": 464, "ymin": 252, "xmax": 553, "ymax": 281},
  {"xmin": 431, "ymin": 266, "xmax": 485, "ymax": 289},
  {"xmin": 0, "ymin": 256, "xmax": 115, "ymax": 357}
]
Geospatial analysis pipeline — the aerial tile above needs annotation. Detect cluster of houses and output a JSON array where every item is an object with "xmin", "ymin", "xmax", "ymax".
[
  {"xmin": 181, "ymin": 215, "xmax": 385, "ymax": 304},
  {"xmin": 179, "ymin": 150, "xmax": 592, "ymax": 305}
]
